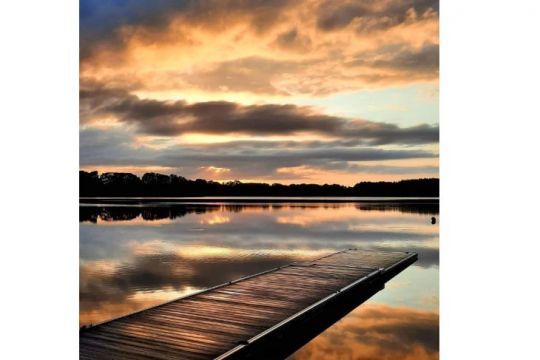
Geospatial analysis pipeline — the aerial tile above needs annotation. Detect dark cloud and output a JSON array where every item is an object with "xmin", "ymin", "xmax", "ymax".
[
  {"xmin": 274, "ymin": 28, "xmax": 313, "ymax": 52},
  {"xmin": 188, "ymin": 0, "xmax": 294, "ymax": 33},
  {"xmin": 80, "ymin": 0, "xmax": 192, "ymax": 59},
  {"xmin": 80, "ymin": 0, "xmax": 293, "ymax": 59},
  {"xmin": 383, "ymin": 43, "xmax": 439, "ymax": 73},
  {"xmin": 348, "ymin": 43, "xmax": 439, "ymax": 76},
  {"xmin": 81, "ymin": 84, "xmax": 438, "ymax": 145},
  {"xmin": 80, "ymin": 127, "xmax": 437, "ymax": 179},
  {"xmin": 317, "ymin": 0, "xmax": 439, "ymax": 32}
]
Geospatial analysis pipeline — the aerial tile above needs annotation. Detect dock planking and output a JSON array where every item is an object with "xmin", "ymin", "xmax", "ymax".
[{"xmin": 80, "ymin": 249, "xmax": 417, "ymax": 359}]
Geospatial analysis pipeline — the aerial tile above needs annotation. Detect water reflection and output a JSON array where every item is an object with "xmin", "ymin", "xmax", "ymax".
[
  {"xmin": 80, "ymin": 249, "xmax": 322, "ymax": 325},
  {"xmin": 80, "ymin": 202, "xmax": 438, "ymax": 223},
  {"xmin": 80, "ymin": 201, "xmax": 438, "ymax": 358},
  {"xmin": 289, "ymin": 304, "xmax": 439, "ymax": 360}
]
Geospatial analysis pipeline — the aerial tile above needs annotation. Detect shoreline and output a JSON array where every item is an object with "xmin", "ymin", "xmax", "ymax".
[{"xmin": 80, "ymin": 196, "xmax": 439, "ymax": 205}]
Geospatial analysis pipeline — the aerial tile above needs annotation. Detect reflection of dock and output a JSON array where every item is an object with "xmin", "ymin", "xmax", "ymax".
[{"xmin": 80, "ymin": 249, "xmax": 417, "ymax": 359}]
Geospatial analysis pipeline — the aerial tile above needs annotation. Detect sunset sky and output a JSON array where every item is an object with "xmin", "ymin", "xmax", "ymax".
[{"xmin": 80, "ymin": 0, "xmax": 439, "ymax": 185}]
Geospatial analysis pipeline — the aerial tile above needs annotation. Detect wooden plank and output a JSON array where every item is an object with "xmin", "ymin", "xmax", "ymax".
[{"xmin": 80, "ymin": 249, "xmax": 417, "ymax": 359}]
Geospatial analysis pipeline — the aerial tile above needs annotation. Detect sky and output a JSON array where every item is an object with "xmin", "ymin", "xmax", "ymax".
[{"xmin": 80, "ymin": 0, "xmax": 439, "ymax": 185}]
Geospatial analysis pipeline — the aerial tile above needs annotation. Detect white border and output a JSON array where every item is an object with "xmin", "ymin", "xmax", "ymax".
[
  {"xmin": 1, "ymin": 0, "xmax": 78, "ymax": 359},
  {"xmin": 2, "ymin": 0, "xmax": 540, "ymax": 358},
  {"xmin": 442, "ymin": 0, "xmax": 540, "ymax": 358}
]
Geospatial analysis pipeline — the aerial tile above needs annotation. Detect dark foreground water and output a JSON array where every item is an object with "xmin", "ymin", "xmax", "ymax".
[{"xmin": 80, "ymin": 199, "xmax": 439, "ymax": 359}]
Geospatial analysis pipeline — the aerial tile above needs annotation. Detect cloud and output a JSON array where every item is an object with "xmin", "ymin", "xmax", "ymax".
[
  {"xmin": 80, "ymin": 0, "xmax": 294, "ymax": 57},
  {"xmin": 273, "ymin": 28, "xmax": 313, "ymax": 52},
  {"xmin": 80, "ymin": 0, "xmax": 439, "ymax": 97},
  {"xmin": 80, "ymin": 0, "xmax": 190, "ymax": 60},
  {"xmin": 181, "ymin": 57, "xmax": 306, "ymax": 96},
  {"xmin": 316, "ymin": 0, "xmax": 439, "ymax": 32},
  {"xmin": 348, "ymin": 43, "xmax": 439, "ymax": 76},
  {"xmin": 81, "ymin": 84, "xmax": 438, "ymax": 144},
  {"xmin": 80, "ymin": 127, "xmax": 437, "ymax": 183}
]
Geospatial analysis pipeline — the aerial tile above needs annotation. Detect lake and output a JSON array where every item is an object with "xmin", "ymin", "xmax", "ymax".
[{"xmin": 80, "ymin": 199, "xmax": 439, "ymax": 359}]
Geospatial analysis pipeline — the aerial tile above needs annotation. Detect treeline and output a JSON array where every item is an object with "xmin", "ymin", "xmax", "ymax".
[{"xmin": 80, "ymin": 171, "xmax": 439, "ymax": 197}]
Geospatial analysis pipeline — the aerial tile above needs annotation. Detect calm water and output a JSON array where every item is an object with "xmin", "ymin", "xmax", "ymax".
[{"xmin": 80, "ymin": 200, "xmax": 439, "ymax": 359}]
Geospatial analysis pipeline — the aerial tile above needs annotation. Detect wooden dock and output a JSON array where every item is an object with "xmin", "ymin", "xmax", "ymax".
[{"xmin": 80, "ymin": 249, "xmax": 417, "ymax": 359}]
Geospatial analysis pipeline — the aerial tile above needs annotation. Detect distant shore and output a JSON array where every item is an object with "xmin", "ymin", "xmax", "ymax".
[{"xmin": 80, "ymin": 171, "xmax": 439, "ymax": 198}]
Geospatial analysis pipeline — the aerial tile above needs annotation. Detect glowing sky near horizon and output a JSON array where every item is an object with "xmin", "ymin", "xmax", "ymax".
[{"xmin": 80, "ymin": 0, "xmax": 439, "ymax": 185}]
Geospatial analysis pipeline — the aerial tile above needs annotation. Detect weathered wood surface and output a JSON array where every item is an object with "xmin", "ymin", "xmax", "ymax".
[{"xmin": 80, "ymin": 249, "xmax": 417, "ymax": 360}]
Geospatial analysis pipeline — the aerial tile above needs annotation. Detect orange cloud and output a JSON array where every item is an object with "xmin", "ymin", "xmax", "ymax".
[
  {"xmin": 81, "ymin": 0, "xmax": 438, "ymax": 100},
  {"xmin": 273, "ymin": 164, "xmax": 437, "ymax": 185}
]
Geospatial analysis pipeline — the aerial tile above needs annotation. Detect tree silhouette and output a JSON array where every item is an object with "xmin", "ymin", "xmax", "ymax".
[{"xmin": 80, "ymin": 171, "xmax": 439, "ymax": 197}]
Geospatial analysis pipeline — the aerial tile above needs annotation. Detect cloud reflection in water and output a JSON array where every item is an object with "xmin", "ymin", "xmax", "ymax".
[
  {"xmin": 289, "ymin": 304, "xmax": 439, "ymax": 360},
  {"xmin": 80, "ymin": 200, "xmax": 439, "ymax": 359}
]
